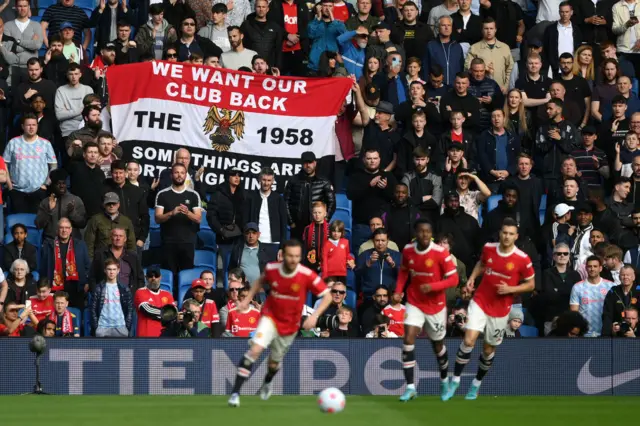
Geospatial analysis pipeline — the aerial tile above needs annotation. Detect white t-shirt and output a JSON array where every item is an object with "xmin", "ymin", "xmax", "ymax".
[{"xmin": 15, "ymin": 19, "xmax": 30, "ymax": 33}]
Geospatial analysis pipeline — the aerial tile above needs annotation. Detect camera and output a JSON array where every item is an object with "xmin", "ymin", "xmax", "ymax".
[
  {"xmin": 454, "ymin": 313, "xmax": 467, "ymax": 325},
  {"xmin": 620, "ymin": 321, "xmax": 631, "ymax": 334},
  {"xmin": 160, "ymin": 304, "xmax": 196, "ymax": 337}
]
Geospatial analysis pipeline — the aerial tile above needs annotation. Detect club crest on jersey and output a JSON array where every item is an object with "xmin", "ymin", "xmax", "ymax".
[
  {"xmin": 425, "ymin": 259, "xmax": 434, "ymax": 267},
  {"xmin": 161, "ymin": 297, "xmax": 168, "ymax": 303},
  {"xmin": 249, "ymin": 317, "xmax": 256, "ymax": 324},
  {"xmin": 600, "ymin": 288, "xmax": 608, "ymax": 296},
  {"xmin": 409, "ymin": 259, "xmax": 414, "ymax": 265},
  {"xmin": 505, "ymin": 262, "xmax": 514, "ymax": 271},
  {"xmin": 291, "ymin": 283, "xmax": 300, "ymax": 292},
  {"xmin": 487, "ymin": 258, "xmax": 493, "ymax": 263}
]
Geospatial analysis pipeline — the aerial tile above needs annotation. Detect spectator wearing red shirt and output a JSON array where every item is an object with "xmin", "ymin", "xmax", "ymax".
[
  {"xmin": 1, "ymin": 300, "xmax": 37, "ymax": 336},
  {"xmin": 190, "ymin": 279, "xmax": 220, "ymax": 332},
  {"xmin": 135, "ymin": 266, "xmax": 174, "ymax": 337},
  {"xmin": 29, "ymin": 279, "xmax": 54, "ymax": 322},
  {"xmin": 223, "ymin": 287, "xmax": 261, "ymax": 337},
  {"xmin": 321, "ymin": 220, "xmax": 355, "ymax": 282}
]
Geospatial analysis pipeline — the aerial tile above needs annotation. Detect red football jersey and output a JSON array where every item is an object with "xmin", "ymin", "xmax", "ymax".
[
  {"xmin": 200, "ymin": 299, "xmax": 220, "ymax": 327},
  {"xmin": 382, "ymin": 304, "xmax": 405, "ymax": 336},
  {"xmin": 262, "ymin": 262, "xmax": 328, "ymax": 335},
  {"xmin": 474, "ymin": 243, "xmax": 535, "ymax": 317},
  {"xmin": 134, "ymin": 287, "xmax": 175, "ymax": 337},
  {"xmin": 30, "ymin": 295, "xmax": 54, "ymax": 322},
  {"xmin": 395, "ymin": 243, "xmax": 458, "ymax": 315},
  {"xmin": 332, "ymin": 2, "xmax": 350, "ymax": 22},
  {"xmin": 225, "ymin": 306, "xmax": 261, "ymax": 337}
]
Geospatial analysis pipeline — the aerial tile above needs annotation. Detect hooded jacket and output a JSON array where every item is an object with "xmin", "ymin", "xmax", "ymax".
[
  {"xmin": 35, "ymin": 191, "xmax": 87, "ymax": 241},
  {"xmin": 337, "ymin": 30, "xmax": 366, "ymax": 80},
  {"xmin": 356, "ymin": 247, "xmax": 401, "ymax": 298},
  {"xmin": 135, "ymin": 19, "xmax": 178, "ymax": 58},
  {"xmin": 402, "ymin": 168, "xmax": 443, "ymax": 216},
  {"xmin": 308, "ymin": 18, "xmax": 346, "ymax": 72}
]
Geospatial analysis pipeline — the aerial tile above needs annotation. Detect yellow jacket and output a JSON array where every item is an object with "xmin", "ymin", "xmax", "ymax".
[{"xmin": 465, "ymin": 39, "xmax": 514, "ymax": 90}]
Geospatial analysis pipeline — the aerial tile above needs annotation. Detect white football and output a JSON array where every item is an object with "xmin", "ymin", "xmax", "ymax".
[{"xmin": 317, "ymin": 387, "xmax": 346, "ymax": 413}]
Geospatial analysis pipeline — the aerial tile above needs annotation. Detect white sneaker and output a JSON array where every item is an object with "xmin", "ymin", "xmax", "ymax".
[
  {"xmin": 259, "ymin": 382, "xmax": 272, "ymax": 400},
  {"xmin": 228, "ymin": 393, "xmax": 240, "ymax": 407}
]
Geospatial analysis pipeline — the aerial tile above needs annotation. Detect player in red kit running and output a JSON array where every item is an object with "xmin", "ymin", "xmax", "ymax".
[
  {"xmin": 444, "ymin": 218, "xmax": 535, "ymax": 401},
  {"xmin": 394, "ymin": 219, "xmax": 459, "ymax": 402},
  {"xmin": 228, "ymin": 240, "xmax": 332, "ymax": 407}
]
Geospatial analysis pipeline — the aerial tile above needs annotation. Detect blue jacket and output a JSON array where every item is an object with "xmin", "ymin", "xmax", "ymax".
[
  {"xmin": 355, "ymin": 248, "xmax": 401, "ymax": 298},
  {"xmin": 422, "ymin": 39, "xmax": 464, "ymax": 86},
  {"xmin": 337, "ymin": 30, "xmax": 366, "ymax": 80},
  {"xmin": 40, "ymin": 238, "xmax": 91, "ymax": 292},
  {"xmin": 477, "ymin": 129, "xmax": 521, "ymax": 184},
  {"xmin": 90, "ymin": 281, "xmax": 133, "ymax": 335},
  {"xmin": 307, "ymin": 19, "xmax": 346, "ymax": 71}
]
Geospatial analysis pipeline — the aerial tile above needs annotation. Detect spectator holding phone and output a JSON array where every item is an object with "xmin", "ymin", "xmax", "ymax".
[{"xmin": 612, "ymin": 0, "xmax": 640, "ymax": 64}]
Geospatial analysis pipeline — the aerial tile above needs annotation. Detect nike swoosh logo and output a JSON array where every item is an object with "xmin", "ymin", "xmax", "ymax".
[{"xmin": 577, "ymin": 358, "xmax": 640, "ymax": 394}]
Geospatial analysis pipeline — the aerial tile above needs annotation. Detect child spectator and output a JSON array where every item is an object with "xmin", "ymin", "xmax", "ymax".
[
  {"xmin": 329, "ymin": 305, "xmax": 358, "ymax": 337},
  {"xmin": 223, "ymin": 287, "xmax": 261, "ymax": 337},
  {"xmin": 302, "ymin": 201, "xmax": 329, "ymax": 273},
  {"xmin": 365, "ymin": 313, "xmax": 398, "ymax": 338},
  {"xmin": 29, "ymin": 279, "xmax": 54, "ymax": 322},
  {"xmin": 382, "ymin": 290, "xmax": 405, "ymax": 337},
  {"xmin": 49, "ymin": 291, "xmax": 80, "ymax": 337},
  {"xmin": 321, "ymin": 220, "xmax": 355, "ymax": 282},
  {"xmin": 504, "ymin": 308, "xmax": 523, "ymax": 338}
]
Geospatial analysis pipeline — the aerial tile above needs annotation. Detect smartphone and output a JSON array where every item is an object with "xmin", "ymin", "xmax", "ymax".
[
  {"xmin": 481, "ymin": 91, "xmax": 489, "ymax": 97},
  {"xmin": 391, "ymin": 57, "xmax": 400, "ymax": 68}
]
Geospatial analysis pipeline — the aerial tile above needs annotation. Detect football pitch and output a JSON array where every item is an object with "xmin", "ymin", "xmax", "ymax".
[{"xmin": 0, "ymin": 396, "xmax": 631, "ymax": 426}]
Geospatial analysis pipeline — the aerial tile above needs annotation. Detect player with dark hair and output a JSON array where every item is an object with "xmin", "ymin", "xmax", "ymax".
[
  {"xmin": 444, "ymin": 217, "xmax": 535, "ymax": 400},
  {"xmin": 228, "ymin": 239, "xmax": 333, "ymax": 407},
  {"xmin": 395, "ymin": 218, "xmax": 459, "ymax": 401}
]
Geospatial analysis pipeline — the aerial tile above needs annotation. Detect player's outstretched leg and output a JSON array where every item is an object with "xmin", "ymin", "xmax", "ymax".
[
  {"xmin": 259, "ymin": 361, "xmax": 280, "ymax": 400},
  {"xmin": 443, "ymin": 342, "xmax": 473, "ymax": 401},
  {"xmin": 431, "ymin": 340, "xmax": 450, "ymax": 401},
  {"xmin": 228, "ymin": 353, "xmax": 257, "ymax": 407},
  {"xmin": 466, "ymin": 348, "xmax": 495, "ymax": 400},
  {"xmin": 399, "ymin": 343, "xmax": 418, "ymax": 402}
]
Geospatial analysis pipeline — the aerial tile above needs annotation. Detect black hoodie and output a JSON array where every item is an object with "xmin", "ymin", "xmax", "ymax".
[
  {"xmin": 346, "ymin": 168, "xmax": 396, "ymax": 226},
  {"xmin": 206, "ymin": 182, "xmax": 245, "ymax": 245}
]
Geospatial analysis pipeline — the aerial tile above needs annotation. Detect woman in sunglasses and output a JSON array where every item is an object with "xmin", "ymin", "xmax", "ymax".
[
  {"xmin": 163, "ymin": 45, "xmax": 179, "ymax": 62},
  {"xmin": 538, "ymin": 243, "xmax": 581, "ymax": 335}
]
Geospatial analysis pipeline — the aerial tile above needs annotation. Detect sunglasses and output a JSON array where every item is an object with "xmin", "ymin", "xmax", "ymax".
[
  {"xmin": 331, "ymin": 289, "xmax": 346, "ymax": 295},
  {"xmin": 166, "ymin": 53, "xmax": 177, "ymax": 58},
  {"xmin": 183, "ymin": 22, "xmax": 196, "ymax": 26},
  {"xmin": 229, "ymin": 287, "xmax": 243, "ymax": 292},
  {"xmin": 555, "ymin": 252, "xmax": 570, "ymax": 256},
  {"xmin": 147, "ymin": 273, "xmax": 161, "ymax": 278}
]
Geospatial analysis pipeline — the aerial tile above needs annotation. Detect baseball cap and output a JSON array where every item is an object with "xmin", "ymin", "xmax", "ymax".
[
  {"xmin": 301, "ymin": 151, "xmax": 316, "ymax": 162},
  {"xmin": 103, "ymin": 192, "xmax": 120, "ymax": 205},
  {"xmin": 146, "ymin": 266, "xmax": 161, "ymax": 277},
  {"xmin": 103, "ymin": 42, "xmax": 116, "ymax": 50},
  {"xmin": 582, "ymin": 125, "xmax": 596, "ymax": 135},
  {"xmin": 373, "ymin": 22, "xmax": 391, "ymax": 31},
  {"xmin": 528, "ymin": 38, "xmax": 543, "ymax": 48},
  {"xmin": 226, "ymin": 166, "xmax": 243, "ymax": 176},
  {"xmin": 554, "ymin": 203, "xmax": 574, "ymax": 217},
  {"xmin": 447, "ymin": 142, "xmax": 464, "ymax": 151},
  {"xmin": 60, "ymin": 22, "xmax": 74, "ymax": 30},
  {"xmin": 191, "ymin": 278, "xmax": 206, "ymax": 289},
  {"xmin": 244, "ymin": 222, "xmax": 259, "ymax": 232}
]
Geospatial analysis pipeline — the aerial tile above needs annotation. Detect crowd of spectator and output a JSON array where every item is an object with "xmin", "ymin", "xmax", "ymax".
[{"xmin": 0, "ymin": 0, "xmax": 639, "ymax": 340}]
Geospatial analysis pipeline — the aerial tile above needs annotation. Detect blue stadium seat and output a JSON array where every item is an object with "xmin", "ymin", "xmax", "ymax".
[
  {"xmin": 331, "ymin": 209, "xmax": 352, "ymax": 232},
  {"xmin": 178, "ymin": 267, "xmax": 211, "ymax": 307},
  {"xmin": 83, "ymin": 308, "xmax": 91, "ymax": 336},
  {"xmin": 4, "ymin": 228, "xmax": 42, "ymax": 246},
  {"xmin": 67, "ymin": 307, "xmax": 82, "ymax": 335},
  {"xmin": 194, "ymin": 250, "xmax": 216, "ymax": 269},
  {"xmin": 539, "ymin": 194, "xmax": 547, "ymax": 225},
  {"xmin": 345, "ymin": 290, "xmax": 356, "ymax": 309},
  {"xmin": 222, "ymin": 249, "xmax": 232, "ymax": 290},
  {"xmin": 31, "ymin": 271, "xmax": 39, "ymax": 282},
  {"xmin": 197, "ymin": 229, "xmax": 217, "ymax": 251},
  {"xmin": 149, "ymin": 208, "xmax": 159, "ymax": 229},
  {"xmin": 149, "ymin": 229, "xmax": 162, "ymax": 248},
  {"xmin": 336, "ymin": 193, "xmax": 352, "ymax": 212},
  {"xmin": 633, "ymin": 78, "xmax": 639, "ymax": 98},
  {"xmin": 306, "ymin": 292, "xmax": 313, "ymax": 307},
  {"xmin": 346, "ymin": 268, "xmax": 355, "ymax": 291},
  {"xmin": 200, "ymin": 210, "xmax": 210, "ymax": 230},
  {"xmin": 477, "ymin": 205, "xmax": 483, "ymax": 226},
  {"xmin": 130, "ymin": 310, "xmax": 137, "ymax": 337},
  {"xmin": 144, "ymin": 267, "xmax": 173, "ymax": 292},
  {"xmin": 519, "ymin": 325, "xmax": 539, "ymax": 337},
  {"xmin": 487, "ymin": 195, "xmax": 502, "ymax": 212},
  {"xmin": 6, "ymin": 213, "xmax": 37, "ymax": 231}
]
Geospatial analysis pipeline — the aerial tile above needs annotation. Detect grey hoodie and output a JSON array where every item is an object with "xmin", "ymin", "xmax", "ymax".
[{"xmin": 198, "ymin": 22, "xmax": 231, "ymax": 53}]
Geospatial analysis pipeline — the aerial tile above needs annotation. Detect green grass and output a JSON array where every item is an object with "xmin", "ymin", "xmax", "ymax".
[{"xmin": 0, "ymin": 396, "xmax": 632, "ymax": 426}]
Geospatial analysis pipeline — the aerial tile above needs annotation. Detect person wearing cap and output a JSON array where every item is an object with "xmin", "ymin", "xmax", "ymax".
[
  {"xmin": 40, "ymin": 218, "xmax": 91, "ymax": 308},
  {"xmin": 134, "ymin": 266, "xmax": 175, "ymax": 337},
  {"xmin": 503, "ymin": 308, "xmax": 523, "ymax": 338},
  {"xmin": 390, "ymin": 1, "xmax": 432, "ymax": 61},
  {"xmin": 84, "ymin": 192, "xmax": 136, "ymax": 260},
  {"xmin": 207, "ymin": 166, "xmax": 245, "ymax": 248},
  {"xmin": 89, "ymin": 0, "xmax": 135, "ymax": 51},
  {"xmin": 189, "ymin": 278, "xmax": 221, "ymax": 330},
  {"xmin": 541, "ymin": 2, "xmax": 582, "ymax": 74},
  {"xmin": 36, "ymin": 168, "xmax": 87, "ymax": 242},
  {"xmin": 89, "ymin": 226, "xmax": 144, "ymax": 292},
  {"xmin": 59, "ymin": 21, "xmax": 84, "ymax": 64},
  {"xmin": 570, "ymin": 125, "xmax": 609, "ymax": 187},
  {"xmin": 465, "ymin": 17, "xmax": 514, "ymax": 93},
  {"xmin": 229, "ymin": 222, "xmax": 277, "ymax": 286},
  {"xmin": 307, "ymin": 0, "xmax": 346, "ymax": 73},
  {"xmin": 337, "ymin": 25, "xmax": 368, "ymax": 79},
  {"xmin": 41, "ymin": 0, "xmax": 90, "ymax": 50},
  {"xmin": 367, "ymin": 21, "xmax": 405, "ymax": 65},
  {"xmin": 440, "ymin": 72, "xmax": 480, "ymax": 134},
  {"xmin": 422, "ymin": 15, "xmax": 462, "ymax": 87},
  {"xmin": 436, "ymin": 191, "xmax": 480, "ymax": 271},
  {"xmin": 440, "ymin": 143, "xmax": 468, "ymax": 193},
  {"xmin": 283, "ymin": 151, "xmax": 335, "ymax": 241},
  {"xmin": 544, "ymin": 202, "xmax": 575, "ymax": 258}
]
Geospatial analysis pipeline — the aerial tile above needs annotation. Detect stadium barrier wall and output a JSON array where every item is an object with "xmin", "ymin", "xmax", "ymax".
[{"xmin": 1, "ymin": 338, "xmax": 639, "ymax": 395}]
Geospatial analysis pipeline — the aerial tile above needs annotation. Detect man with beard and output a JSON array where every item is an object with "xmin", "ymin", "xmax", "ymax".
[
  {"xmin": 155, "ymin": 163, "xmax": 202, "ymax": 279},
  {"xmin": 35, "ymin": 168, "xmax": 86, "ymax": 242},
  {"xmin": 402, "ymin": 146, "xmax": 443, "ymax": 224},
  {"xmin": 556, "ymin": 53, "xmax": 591, "ymax": 129},
  {"xmin": 359, "ymin": 285, "xmax": 390, "ymax": 337},
  {"xmin": 135, "ymin": 266, "xmax": 175, "ymax": 337},
  {"xmin": 482, "ymin": 184, "xmax": 534, "ymax": 242},
  {"xmin": 436, "ymin": 191, "xmax": 480, "ymax": 271},
  {"xmin": 86, "ymin": 42, "xmax": 116, "ymax": 105},
  {"xmin": 43, "ymin": 36, "xmax": 69, "ymax": 87},
  {"xmin": 220, "ymin": 25, "xmax": 257, "ymax": 70},
  {"xmin": 284, "ymin": 151, "xmax": 335, "ymax": 241},
  {"xmin": 382, "ymin": 183, "xmax": 421, "ymax": 249},
  {"xmin": 245, "ymin": 167, "xmax": 287, "ymax": 245},
  {"xmin": 103, "ymin": 160, "xmax": 149, "ymax": 254},
  {"xmin": 14, "ymin": 58, "xmax": 57, "ymax": 114},
  {"xmin": 66, "ymin": 105, "xmax": 114, "ymax": 161}
]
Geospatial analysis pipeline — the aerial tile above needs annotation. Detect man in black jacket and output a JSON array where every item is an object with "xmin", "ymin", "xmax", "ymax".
[
  {"xmin": 207, "ymin": 167, "xmax": 245, "ymax": 250},
  {"xmin": 43, "ymin": 35, "xmax": 69, "ymax": 87},
  {"xmin": 572, "ymin": 0, "xmax": 614, "ymax": 47},
  {"xmin": 382, "ymin": 183, "xmax": 420, "ymax": 249},
  {"xmin": 439, "ymin": 72, "xmax": 480, "ymax": 134},
  {"xmin": 244, "ymin": 167, "xmax": 287, "ymax": 245},
  {"xmin": 284, "ymin": 151, "xmax": 336, "ymax": 240},
  {"xmin": 89, "ymin": 227, "xmax": 144, "ymax": 291},
  {"xmin": 112, "ymin": 21, "xmax": 140, "ymax": 65},
  {"xmin": 267, "ymin": 0, "xmax": 309, "ymax": 76},
  {"xmin": 103, "ymin": 160, "xmax": 150, "ymax": 253},
  {"xmin": 390, "ymin": 1, "xmax": 432, "ymax": 60},
  {"xmin": 542, "ymin": 2, "xmax": 582, "ymax": 74},
  {"xmin": 89, "ymin": 0, "xmax": 135, "ymax": 50},
  {"xmin": 67, "ymin": 142, "xmax": 106, "ymax": 217},
  {"xmin": 241, "ymin": 0, "xmax": 283, "ymax": 69},
  {"xmin": 435, "ymin": 191, "xmax": 479, "ymax": 271},
  {"xmin": 451, "ymin": 0, "xmax": 482, "ymax": 47},
  {"xmin": 176, "ymin": 15, "xmax": 222, "ymax": 62},
  {"xmin": 602, "ymin": 264, "xmax": 640, "ymax": 336}
]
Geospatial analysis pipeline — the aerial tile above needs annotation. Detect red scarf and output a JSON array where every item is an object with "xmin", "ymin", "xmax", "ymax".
[
  {"xmin": 304, "ymin": 220, "xmax": 329, "ymax": 266},
  {"xmin": 53, "ymin": 238, "xmax": 79, "ymax": 291},
  {"xmin": 49, "ymin": 309, "xmax": 74, "ymax": 335}
]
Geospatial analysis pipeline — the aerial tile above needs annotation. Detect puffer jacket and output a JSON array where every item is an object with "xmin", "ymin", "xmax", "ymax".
[
  {"xmin": 240, "ymin": 13, "xmax": 283, "ymax": 68},
  {"xmin": 90, "ymin": 281, "xmax": 133, "ymax": 335},
  {"xmin": 283, "ymin": 172, "xmax": 336, "ymax": 226},
  {"xmin": 135, "ymin": 19, "xmax": 178, "ymax": 57}
]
